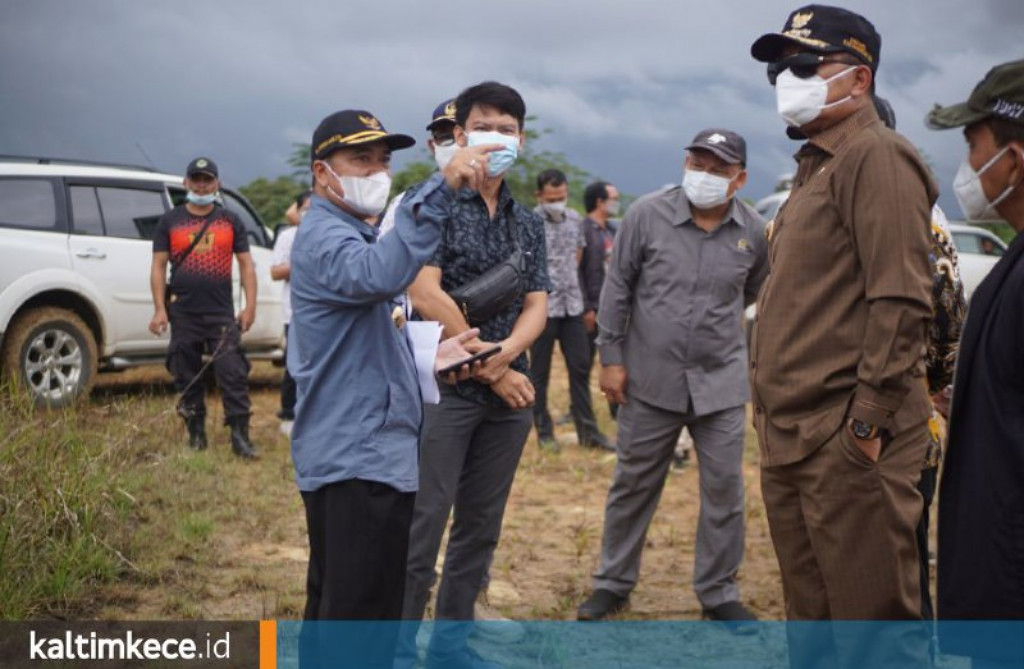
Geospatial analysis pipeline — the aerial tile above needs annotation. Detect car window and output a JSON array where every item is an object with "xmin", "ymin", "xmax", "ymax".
[
  {"xmin": 0, "ymin": 178, "xmax": 59, "ymax": 231},
  {"xmin": 96, "ymin": 187, "xmax": 166, "ymax": 240},
  {"xmin": 952, "ymin": 232, "xmax": 981, "ymax": 254},
  {"xmin": 981, "ymin": 237, "xmax": 1005, "ymax": 256},
  {"xmin": 69, "ymin": 186, "xmax": 104, "ymax": 236},
  {"xmin": 221, "ymin": 191, "xmax": 269, "ymax": 248},
  {"xmin": 168, "ymin": 187, "xmax": 187, "ymax": 208}
]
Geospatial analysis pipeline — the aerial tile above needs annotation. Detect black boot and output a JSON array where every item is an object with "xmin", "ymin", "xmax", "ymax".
[
  {"xmin": 185, "ymin": 414, "xmax": 207, "ymax": 450},
  {"xmin": 227, "ymin": 415, "xmax": 258, "ymax": 460}
]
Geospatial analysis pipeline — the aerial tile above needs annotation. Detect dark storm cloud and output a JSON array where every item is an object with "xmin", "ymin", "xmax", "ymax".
[{"xmin": 1, "ymin": 0, "xmax": 1020, "ymax": 216}]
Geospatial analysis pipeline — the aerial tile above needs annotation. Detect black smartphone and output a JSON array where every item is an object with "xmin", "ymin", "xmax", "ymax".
[{"xmin": 436, "ymin": 345, "xmax": 502, "ymax": 377}]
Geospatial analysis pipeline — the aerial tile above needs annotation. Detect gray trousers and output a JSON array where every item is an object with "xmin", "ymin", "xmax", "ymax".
[
  {"xmin": 593, "ymin": 396, "xmax": 747, "ymax": 609},
  {"xmin": 403, "ymin": 384, "xmax": 533, "ymax": 625}
]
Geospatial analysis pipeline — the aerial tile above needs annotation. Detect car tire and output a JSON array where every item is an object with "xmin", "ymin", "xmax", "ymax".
[{"xmin": 1, "ymin": 307, "xmax": 99, "ymax": 408}]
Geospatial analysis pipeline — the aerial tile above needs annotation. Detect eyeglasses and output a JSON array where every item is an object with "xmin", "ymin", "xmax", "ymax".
[{"xmin": 766, "ymin": 52, "xmax": 860, "ymax": 85}]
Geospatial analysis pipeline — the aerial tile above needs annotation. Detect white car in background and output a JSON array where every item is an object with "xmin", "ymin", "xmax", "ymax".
[
  {"xmin": 754, "ymin": 189, "xmax": 790, "ymax": 223},
  {"xmin": 0, "ymin": 157, "xmax": 284, "ymax": 407},
  {"xmin": 946, "ymin": 222, "xmax": 1007, "ymax": 298}
]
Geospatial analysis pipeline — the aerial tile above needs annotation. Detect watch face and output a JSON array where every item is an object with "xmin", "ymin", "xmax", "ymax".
[{"xmin": 851, "ymin": 421, "xmax": 873, "ymax": 439}]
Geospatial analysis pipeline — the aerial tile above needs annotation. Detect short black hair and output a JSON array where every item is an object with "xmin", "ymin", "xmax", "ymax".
[
  {"xmin": 295, "ymin": 189, "xmax": 313, "ymax": 208},
  {"xmin": 584, "ymin": 181, "xmax": 610, "ymax": 213},
  {"xmin": 536, "ymin": 169, "xmax": 567, "ymax": 191},
  {"xmin": 989, "ymin": 117, "xmax": 1024, "ymax": 147},
  {"xmin": 454, "ymin": 81, "xmax": 526, "ymax": 131}
]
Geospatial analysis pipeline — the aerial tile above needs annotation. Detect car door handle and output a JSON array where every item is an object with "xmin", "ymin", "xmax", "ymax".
[{"xmin": 75, "ymin": 248, "xmax": 107, "ymax": 259}]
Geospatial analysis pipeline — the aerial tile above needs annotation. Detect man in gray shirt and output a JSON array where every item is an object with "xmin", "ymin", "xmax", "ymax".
[
  {"xmin": 530, "ymin": 168, "xmax": 612, "ymax": 452},
  {"xmin": 577, "ymin": 129, "xmax": 768, "ymax": 630}
]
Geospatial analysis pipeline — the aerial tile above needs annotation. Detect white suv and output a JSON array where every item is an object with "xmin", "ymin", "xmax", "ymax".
[
  {"xmin": 947, "ymin": 222, "xmax": 1007, "ymax": 299},
  {"xmin": 0, "ymin": 157, "xmax": 284, "ymax": 407}
]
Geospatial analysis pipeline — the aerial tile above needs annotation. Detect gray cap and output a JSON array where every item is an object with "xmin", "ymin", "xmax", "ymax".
[{"xmin": 685, "ymin": 128, "xmax": 747, "ymax": 165}]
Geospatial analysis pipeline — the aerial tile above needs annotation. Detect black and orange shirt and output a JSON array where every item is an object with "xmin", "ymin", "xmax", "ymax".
[{"xmin": 153, "ymin": 205, "xmax": 249, "ymax": 315}]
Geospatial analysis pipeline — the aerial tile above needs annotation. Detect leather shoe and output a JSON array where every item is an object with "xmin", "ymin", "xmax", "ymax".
[
  {"xmin": 702, "ymin": 600, "xmax": 759, "ymax": 635},
  {"xmin": 577, "ymin": 588, "xmax": 629, "ymax": 621},
  {"xmin": 581, "ymin": 433, "xmax": 615, "ymax": 452}
]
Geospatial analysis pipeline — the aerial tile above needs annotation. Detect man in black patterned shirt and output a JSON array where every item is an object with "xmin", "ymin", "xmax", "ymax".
[{"xmin": 402, "ymin": 81, "xmax": 549, "ymax": 668}]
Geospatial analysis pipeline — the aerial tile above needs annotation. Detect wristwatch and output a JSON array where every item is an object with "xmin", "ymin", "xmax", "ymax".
[{"xmin": 848, "ymin": 418, "xmax": 879, "ymax": 441}]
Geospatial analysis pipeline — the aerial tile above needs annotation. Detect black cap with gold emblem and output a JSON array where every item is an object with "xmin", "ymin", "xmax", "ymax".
[
  {"xmin": 186, "ymin": 157, "xmax": 218, "ymax": 178},
  {"xmin": 311, "ymin": 110, "xmax": 415, "ymax": 162},
  {"xmin": 426, "ymin": 98, "xmax": 457, "ymax": 131},
  {"xmin": 751, "ymin": 5, "xmax": 881, "ymax": 71}
]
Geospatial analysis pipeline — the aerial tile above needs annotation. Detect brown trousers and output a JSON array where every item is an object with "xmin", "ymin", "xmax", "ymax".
[{"xmin": 761, "ymin": 420, "xmax": 927, "ymax": 620}]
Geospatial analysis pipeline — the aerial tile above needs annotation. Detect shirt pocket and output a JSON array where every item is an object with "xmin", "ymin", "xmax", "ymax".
[
  {"xmin": 380, "ymin": 379, "xmax": 422, "ymax": 438},
  {"xmin": 777, "ymin": 196, "xmax": 851, "ymax": 276},
  {"xmin": 711, "ymin": 241, "xmax": 756, "ymax": 304}
]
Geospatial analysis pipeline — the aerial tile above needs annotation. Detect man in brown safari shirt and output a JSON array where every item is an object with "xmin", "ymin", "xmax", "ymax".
[{"xmin": 749, "ymin": 4, "xmax": 936, "ymax": 650}]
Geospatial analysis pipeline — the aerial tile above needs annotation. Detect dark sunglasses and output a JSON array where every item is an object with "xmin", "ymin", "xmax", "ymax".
[{"xmin": 766, "ymin": 52, "xmax": 860, "ymax": 85}]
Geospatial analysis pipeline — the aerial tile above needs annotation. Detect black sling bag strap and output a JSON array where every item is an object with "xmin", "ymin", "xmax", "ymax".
[{"xmin": 166, "ymin": 208, "xmax": 219, "ymax": 303}]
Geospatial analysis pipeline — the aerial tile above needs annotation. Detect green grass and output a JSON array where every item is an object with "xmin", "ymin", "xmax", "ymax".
[
  {"xmin": 0, "ymin": 363, "xmax": 309, "ymax": 622},
  {"xmin": 178, "ymin": 513, "xmax": 215, "ymax": 543},
  {"xmin": 0, "ymin": 388, "xmax": 138, "ymax": 618}
]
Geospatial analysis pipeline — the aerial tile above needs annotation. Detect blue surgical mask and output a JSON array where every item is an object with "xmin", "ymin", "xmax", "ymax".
[
  {"xmin": 467, "ymin": 131, "xmax": 519, "ymax": 177},
  {"xmin": 186, "ymin": 191, "xmax": 218, "ymax": 206}
]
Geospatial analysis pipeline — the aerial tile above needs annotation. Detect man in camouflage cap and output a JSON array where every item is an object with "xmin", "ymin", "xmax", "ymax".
[{"xmin": 927, "ymin": 61, "xmax": 1024, "ymax": 659}]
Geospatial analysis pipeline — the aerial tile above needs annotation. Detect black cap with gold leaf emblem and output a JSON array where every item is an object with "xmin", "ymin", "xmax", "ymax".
[
  {"xmin": 751, "ymin": 5, "xmax": 881, "ymax": 71},
  {"xmin": 311, "ymin": 110, "xmax": 415, "ymax": 162},
  {"xmin": 426, "ymin": 98, "xmax": 457, "ymax": 131}
]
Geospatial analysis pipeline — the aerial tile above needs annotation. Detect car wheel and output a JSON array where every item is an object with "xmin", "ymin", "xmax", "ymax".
[{"xmin": 1, "ymin": 307, "xmax": 99, "ymax": 408}]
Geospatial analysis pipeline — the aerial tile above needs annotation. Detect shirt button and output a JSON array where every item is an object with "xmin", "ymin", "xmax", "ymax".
[
  {"xmin": 755, "ymin": 406, "xmax": 764, "ymax": 415},
  {"xmin": 750, "ymin": 360, "xmax": 756, "ymax": 370}
]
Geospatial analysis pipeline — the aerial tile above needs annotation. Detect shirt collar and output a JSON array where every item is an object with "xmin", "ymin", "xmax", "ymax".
[
  {"xmin": 457, "ymin": 181, "xmax": 514, "ymax": 211},
  {"xmin": 535, "ymin": 205, "xmax": 578, "ymax": 224},
  {"xmin": 805, "ymin": 103, "xmax": 881, "ymax": 157},
  {"xmin": 310, "ymin": 194, "xmax": 379, "ymax": 242},
  {"xmin": 672, "ymin": 187, "xmax": 744, "ymax": 228}
]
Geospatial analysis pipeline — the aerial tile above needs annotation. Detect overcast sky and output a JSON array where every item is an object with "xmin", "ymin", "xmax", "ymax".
[{"xmin": 2, "ymin": 0, "xmax": 1021, "ymax": 218}]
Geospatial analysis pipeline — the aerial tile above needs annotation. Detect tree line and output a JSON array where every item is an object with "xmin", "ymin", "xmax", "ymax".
[{"xmin": 239, "ymin": 119, "xmax": 602, "ymax": 230}]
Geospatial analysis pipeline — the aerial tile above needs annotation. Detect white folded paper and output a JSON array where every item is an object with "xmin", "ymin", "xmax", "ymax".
[{"xmin": 405, "ymin": 321, "xmax": 443, "ymax": 404}]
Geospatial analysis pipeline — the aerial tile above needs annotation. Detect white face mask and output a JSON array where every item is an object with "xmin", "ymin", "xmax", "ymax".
[
  {"xmin": 432, "ymin": 141, "xmax": 459, "ymax": 171},
  {"xmin": 683, "ymin": 169, "xmax": 735, "ymax": 209},
  {"xmin": 953, "ymin": 146, "xmax": 1016, "ymax": 222},
  {"xmin": 604, "ymin": 200, "xmax": 620, "ymax": 216},
  {"xmin": 775, "ymin": 66, "xmax": 856, "ymax": 127},
  {"xmin": 540, "ymin": 200, "xmax": 567, "ymax": 219},
  {"xmin": 321, "ymin": 162, "xmax": 392, "ymax": 217}
]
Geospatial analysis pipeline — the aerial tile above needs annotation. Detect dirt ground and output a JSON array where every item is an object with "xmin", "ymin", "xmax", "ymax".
[{"xmin": 89, "ymin": 356, "xmax": 790, "ymax": 622}]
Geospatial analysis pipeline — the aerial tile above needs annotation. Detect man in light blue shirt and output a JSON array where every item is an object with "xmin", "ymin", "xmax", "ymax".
[{"xmin": 288, "ymin": 109, "xmax": 500, "ymax": 667}]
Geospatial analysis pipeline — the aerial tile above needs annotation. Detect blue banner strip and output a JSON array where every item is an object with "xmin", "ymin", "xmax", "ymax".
[{"xmin": 276, "ymin": 620, "xmax": 1024, "ymax": 668}]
